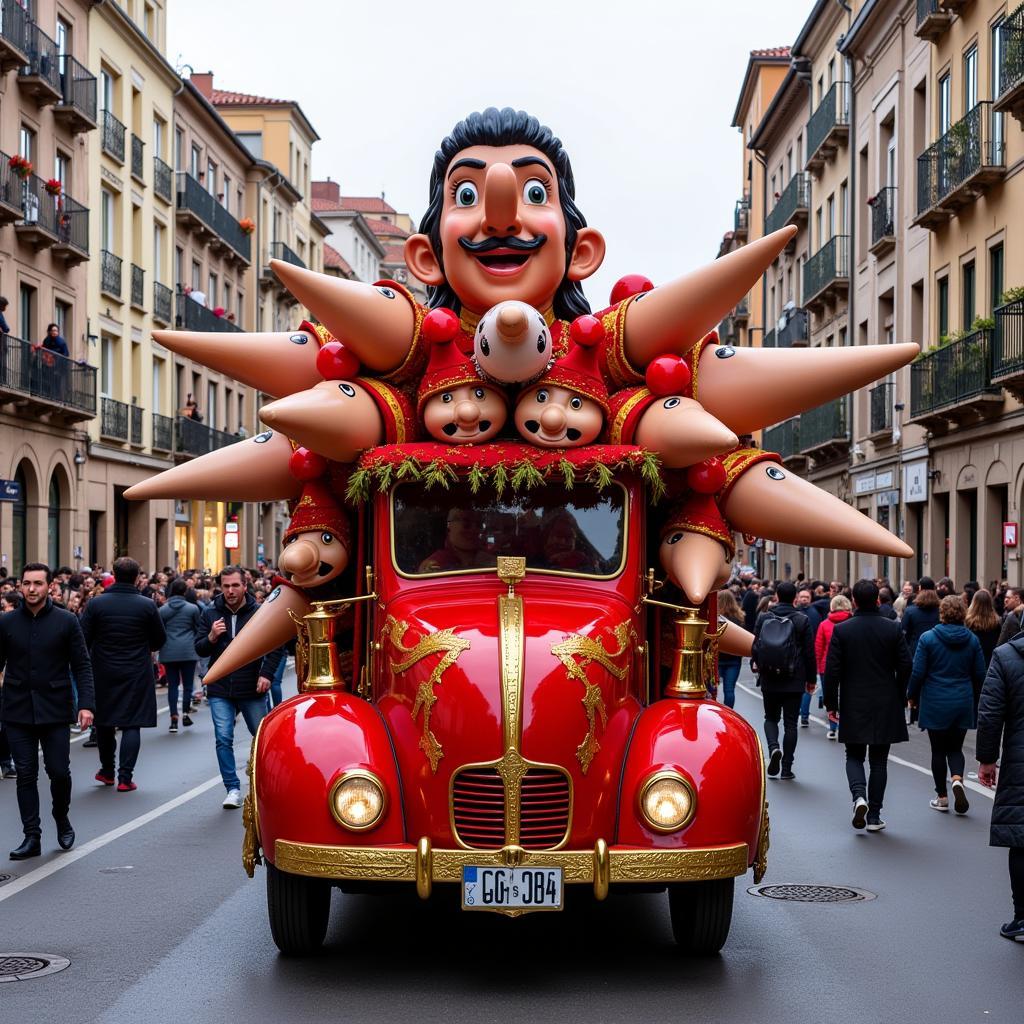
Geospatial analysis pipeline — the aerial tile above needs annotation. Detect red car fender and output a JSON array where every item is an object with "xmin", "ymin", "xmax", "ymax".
[
  {"xmin": 255, "ymin": 692, "xmax": 406, "ymax": 862},
  {"xmin": 616, "ymin": 700, "xmax": 764, "ymax": 860}
]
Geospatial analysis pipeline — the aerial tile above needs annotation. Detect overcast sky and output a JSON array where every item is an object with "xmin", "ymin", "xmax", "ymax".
[{"xmin": 168, "ymin": 0, "xmax": 811, "ymax": 306}]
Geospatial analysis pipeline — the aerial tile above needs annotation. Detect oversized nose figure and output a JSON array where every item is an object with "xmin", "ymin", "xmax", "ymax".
[{"xmin": 474, "ymin": 299, "xmax": 553, "ymax": 385}]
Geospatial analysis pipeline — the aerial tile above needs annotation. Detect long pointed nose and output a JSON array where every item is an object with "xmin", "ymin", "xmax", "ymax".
[{"xmin": 482, "ymin": 163, "xmax": 521, "ymax": 236}]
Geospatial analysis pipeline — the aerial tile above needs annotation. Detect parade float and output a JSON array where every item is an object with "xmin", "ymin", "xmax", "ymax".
[{"xmin": 127, "ymin": 108, "xmax": 915, "ymax": 956}]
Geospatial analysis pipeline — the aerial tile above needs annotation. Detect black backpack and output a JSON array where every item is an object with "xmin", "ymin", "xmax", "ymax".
[{"xmin": 753, "ymin": 612, "xmax": 800, "ymax": 678}]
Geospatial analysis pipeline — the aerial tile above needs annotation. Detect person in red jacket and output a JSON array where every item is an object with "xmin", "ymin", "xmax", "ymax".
[{"xmin": 815, "ymin": 595, "xmax": 852, "ymax": 740}]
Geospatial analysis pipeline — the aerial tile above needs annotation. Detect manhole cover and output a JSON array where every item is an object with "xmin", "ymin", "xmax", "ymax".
[
  {"xmin": 0, "ymin": 954, "xmax": 71, "ymax": 982},
  {"xmin": 747, "ymin": 883, "xmax": 875, "ymax": 903}
]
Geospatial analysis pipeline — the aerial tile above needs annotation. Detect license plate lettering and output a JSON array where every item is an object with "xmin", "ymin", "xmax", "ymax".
[{"xmin": 462, "ymin": 865, "xmax": 563, "ymax": 912}]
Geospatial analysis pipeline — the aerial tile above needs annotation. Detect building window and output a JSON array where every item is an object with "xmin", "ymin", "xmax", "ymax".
[
  {"xmin": 991, "ymin": 244, "xmax": 1004, "ymax": 312},
  {"xmin": 101, "ymin": 187, "xmax": 115, "ymax": 250},
  {"xmin": 222, "ymin": 174, "xmax": 231, "ymax": 210},
  {"xmin": 55, "ymin": 300, "xmax": 72, "ymax": 350},
  {"xmin": 175, "ymin": 246, "xmax": 184, "ymax": 289},
  {"xmin": 206, "ymin": 159, "xmax": 216, "ymax": 196},
  {"xmin": 144, "ymin": 3, "xmax": 154, "ymax": 39},
  {"xmin": 963, "ymin": 45, "xmax": 978, "ymax": 112},
  {"xmin": 191, "ymin": 260, "xmax": 202, "ymax": 293},
  {"xmin": 152, "ymin": 359, "xmax": 162, "ymax": 415},
  {"xmin": 101, "ymin": 336, "xmax": 114, "ymax": 396},
  {"xmin": 175, "ymin": 127, "xmax": 183, "ymax": 171},
  {"xmin": 100, "ymin": 70, "xmax": 113, "ymax": 112},
  {"xmin": 54, "ymin": 151, "xmax": 70, "ymax": 189},
  {"xmin": 19, "ymin": 125, "xmax": 35, "ymax": 163},
  {"xmin": 992, "ymin": 21, "xmax": 1005, "ymax": 162},
  {"xmin": 938, "ymin": 73, "xmax": 951, "ymax": 134},
  {"xmin": 962, "ymin": 261, "xmax": 975, "ymax": 330},
  {"xmin": 826, "ymin": 194, "xmax": 835, "ymax": 240},
  {"xmin": 190, "ymin": 145, "xmax": 201, "ymax": 179},
  {"xmin": 236, "ymin": 132, "xmax": 263, "ymax": 159},
  {"xmin": 208, "ymin": 272, "xmax": 218, "ymax": 308},
  {"xmin": 19, "ymin": 283, "xmax": 34, "ymax": 341},
  {"xmin": 207, "ymin": 382, "xmax": 217, "ymax": 427},
  {"xmin": 48, "ymin": 477, "xmax": 61, "ymax": 571},
  {"xmin": 154, "ymin": 223, "xmax": 164, "ymax": 282},
  {"xmin": 153, "ymin": 118, "xmax": 164, "ymax": 159},
  {"xmin": 839, "ymin": 181, "xmax": 848, "ymax": 235},
  {"xmin": 938, "ymin": 276, "xmax": 949, "ymax": 341}
]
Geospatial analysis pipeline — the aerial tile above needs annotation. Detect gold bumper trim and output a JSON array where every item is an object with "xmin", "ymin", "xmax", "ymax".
[{"xmin": 274, "ymin": 838, "xmax": 749, "ymax": 891}]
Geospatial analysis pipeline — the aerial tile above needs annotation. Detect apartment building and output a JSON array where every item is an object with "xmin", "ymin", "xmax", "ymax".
[
  {"xmin": 310, "ymin": 179, "xmax": 386, "ymax": 285},
  {"xmin": 0, "ymin": 0, "xmax": 97, "ymax": 575}
]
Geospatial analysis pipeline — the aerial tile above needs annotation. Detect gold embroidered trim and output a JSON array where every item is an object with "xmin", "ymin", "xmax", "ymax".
[
  {"xmin": 609, "ymin": 387, "xmax": 651, "ymax": 444},
  {"xmin": 360, "ymin": 378, "xmax": 411, "ymax": 444}
]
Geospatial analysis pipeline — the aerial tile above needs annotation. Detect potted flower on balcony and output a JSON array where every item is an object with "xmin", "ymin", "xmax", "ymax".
[
  {"xmin": 9, "ymin": 154, "xmax": 33, "ymax": 180},
  {"xmin": 239, "ymin": 217, "xmax": 255, "ymax": 236},
  {"xmin": 44, "ymin": 178, "xmax": 62, "ymax": 197}
]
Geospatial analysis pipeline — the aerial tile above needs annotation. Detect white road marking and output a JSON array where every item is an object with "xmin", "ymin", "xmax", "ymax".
[
  {"xmin": 71, "ymin": 703, "xmax": 171, "ymax": 744},
  {"xmin": 736, "ymin": 682, "xmax": 994, "ymax": 801},
  {"xmin": 0, "ymin": 773, "xmax": 224, "ymax": 904}
]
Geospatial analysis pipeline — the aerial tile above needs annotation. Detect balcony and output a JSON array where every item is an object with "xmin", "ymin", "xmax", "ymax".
[
  {"xmin": 765, "ymin": 172, "xmax": 810, "ymax": 239},
  {"xmin": 803, "ymin": 235, "xmax": 849, "ymax": 310},
  {"xmin": 101, "ymin": 249, "xmax": 122, "ymax": 299},
  {"xmin": 869, "ymin": 381, "xmax": 894, "ymax": 436},
  {"xmin": 733, "ymin": 296, "xmax": 750, "ymax": 325},
  {"xmin": 176, "ymin": 172, "xmax": 251, "ymax": 264},
  {"xmin": 718, "ymin": 314, "xmax": 739, "ymax": 346},
  {"xmin": 131, "ymin": 134, "xmax": 144, "ymax": 183},
  {"xmin": 762, "ymin": 417, "xmax": 805, "ymax": 468},
  {"xmin": 806, "ymin": 82, "xmax": 850, "ymax": 173},
  {"xmin": 799, "ymin": 397, "xmax": 851, "ymax": 462},
  {"xmin": 868, "ymin": 186, "xmax": 896, "ymax": 257},
  {"xmin": 153, "ymin": 281, "xmax": 172, "ymax": 325},
  {"xmin": 914, "ymin": 102, "xmax": 1005, "ymax": 228},
  {"xmin": 101, "ymin": 109, "xmax": 125, "ymax": 163},
  {"xmin": 53, "ymin": 55, "xmax": 96, "ymax": 133},
  {"xmin": 130, "ymin": 404, "xmax": 144, "ymax": 447},
  {"xmin": 0, "ymin": 151, "xmax": 22, "ymax": 224},
  {"xmin": 995, "ymin": 3, "xmax": 1024, "ymax": 128},
  {"xmin": 916, "ymin": 0, "xmax": 953, "ymax": 40},
  {"xmin": 733, "ymin": 198, "xmax": 749, "ymax": 242},
  {"xmin": 763, "ymin": 328, "xmax": 776, "ymax": 348},
  {"xmin": 270, "ymin": 240, "xmax": 305, "ymax": 269},
  {"xmin": 175, "ymin": 416, "xmax": 237, "ymax": 460},
  {"xmin": 17, "ymin": 22, "xmax": 61, "ymax": 105},
  {"xmin": 991, "ymin": 297, "xmax": 1024, "ymax": 400},
  {"xmin": 909, "ymin": 328, "xmax": 1002, "ymax": 427},
  {"xmin": 52, "ymin": 193, "xmax": 90, "ymax": 266},
  {"xmin": 130, "ymin": 264, "xmax": 144, "ymax": 310},
  {"xmin": 100, "ymin": 397, "xmax": 129, "ymax": 442},
  {"xmin": 0, "ymin": 0, "xmax": 31, "ymax": 73},
  {"xmin": 14, "ymin": 174, "xmax": 62, "ymax": 250},
  {"xmin": 175, "ymin": 291, "xmax": 242, "ymax": 333},
  {"xmin": 777, "ymin": 308, "xmax": 810, "ymax": 348},
  {"xmin": 0, "ymin": 334, "xmax": 96, "ymax": 423},
  {"xmin": 153, "ymin": 155, "xmax": 172, "ymax": 203},
  {"xmin": 152, "ymin": 413, "xmax": 174, "ymax": 452}
]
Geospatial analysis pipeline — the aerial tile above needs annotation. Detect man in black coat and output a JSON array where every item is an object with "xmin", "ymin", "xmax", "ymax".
[
  {"xmin": 977, "ymin": 635, "xmax": 1024, "ymax": 941},
  {"xmin": 196, "ymin": 566, "xmax": 283, "ymax": 809},
  {"xmin": 753, "ymin": 580, "xmax": 816, "ymax": 781},
  {"xmin": 825, "ymin": 579, "xmax": 911, "ymax": 833},
  {"xmin": 80, "ymin": 556, "xmax": 166, "ymax": 791},
  {"xmin": 0, "ymin": 563, "xmax": 95, "ymax": 858}
]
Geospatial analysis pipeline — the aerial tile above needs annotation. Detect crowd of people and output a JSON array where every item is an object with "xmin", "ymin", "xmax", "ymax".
[
  {"xmin": 0, "ymin": 557, "xmax": 289, "ymax": 861},
  {"xmin": 719, "ymin": 571, "xmax": 1024, "ymax": 942}
]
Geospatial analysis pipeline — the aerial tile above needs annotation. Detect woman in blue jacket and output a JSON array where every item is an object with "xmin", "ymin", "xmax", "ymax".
[{"xmin": 908, "ymin": 595, "xmax": 986, "ymax": 815}]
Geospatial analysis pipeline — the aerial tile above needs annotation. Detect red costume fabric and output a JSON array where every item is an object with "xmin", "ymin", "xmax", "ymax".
[
  {"xmin": 661, "ymin": 493, "xmax": 736, "ymax": 559},
  {"xmin": 285, "ymin": 480, "xmax": 352, "ymax": 546}
]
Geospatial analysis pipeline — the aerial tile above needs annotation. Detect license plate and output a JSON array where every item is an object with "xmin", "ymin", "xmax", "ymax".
[{"xmin": 461, "ymin": 865, "xmax": 563, "ymax": 912}]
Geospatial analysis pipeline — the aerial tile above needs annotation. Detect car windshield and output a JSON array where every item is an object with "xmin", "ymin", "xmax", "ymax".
[{"xmin": 391, "ymin": 480, "xmax": 627, "ymax": 579}]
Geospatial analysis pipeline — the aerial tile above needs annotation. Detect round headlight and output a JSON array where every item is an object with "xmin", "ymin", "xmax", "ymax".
[
  {"xmin": 329, "ymin": 770, "xmax": 386, "ymax": 832},
  {"xmin": 638, "ymin": 771, "xmax": 696, "ymax": 833}
]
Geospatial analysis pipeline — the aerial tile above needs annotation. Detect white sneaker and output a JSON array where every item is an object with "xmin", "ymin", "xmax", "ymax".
[
  {"xmin": 827, "ymin": 730, "xmax": 838, "ymax": 741},
  {"xmin": 852, "ymin": 797, "xmax": 869, "ymax": 830},
  {"xmin": 223, "ymin": 789, "xmax": 242, "ymax": 809}
]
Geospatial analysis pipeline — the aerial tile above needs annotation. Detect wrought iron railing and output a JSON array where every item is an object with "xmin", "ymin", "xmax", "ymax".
[
  {"xmin": 916, "ymin": 102, "xmax": 1004, "ymax": 213},
  {"xmin": 18, "ymin": 173, "xmax": 59, "ymax": 237},
  {"xmin": 130, "ymin": 264, "xmax": 144, "ymax": 308},
  {"xmin": 777, "ymin": 308, "xmax": 810, "ymax": 347},
  {"xmin": 175, "ymin": 416, "xmax": 237, "ymax": 457},
  {"xmin": 101, "ymin": 249, "xmax": 122, "ymax": 297},
  {"xmin": 734, "ymin": 296, "xmax": 750, "ymax": 318},
  {"xmin": 0, "ymin": 334, "xmax": 96, "ymax": 416},
  {"xmin": 175, "ymin": 291, "xmax": 242, "ymax": 333},
  {"xmin": 765, "ymin": 172, "xmax": 810, "ymax": 235},
  {"xmin": 870, "ymin": 186, "xmax": 896, "ymax": 245},
  {"xmin": 131, "ymin": 134, "xmax": 144, "ymax": 181},
  {"xmin": 803, "ymin": 235, "xmax": 849, "ymax": 301},
  {"xmin": 152, "ymin": 412, "xmax": 174, "ymax": 452},
  {"xmin": 56, "ymin": 192, "xmax": 89, "ymax": 256},
  {"xmin": 910, "ymin": 329, "xmax": 1000, "ymax": 416},
  {"xmin": 0, "ymin": 0, "xmax": 31, "ymax": 57},
  {"xmin": 56, "ymin": 54, "xmax": 96, "ymax": 124},
  {"xmin": 101, "ymin": 396, "xmax": 129, "ymax": 441},
  {"xmin": 992, "ymin": 298, "xmax": 1024, "ymax": 378},
  {"xmin": 270, "ymin": 240, "xmax": 305, "ymax": 268},
  {"xmin": 130, "ymin": 403, "xmax": 143, "ymax": 445},
  {"xmin": 869, "ymin": 382, "xmax": 894, "ymax": 433},
  {"xmin": 916, "ymin": 0, "xmax": 945, "ymax": 28},
  {"xmin": 764, "ymin": 328, "xmax": 776, "ymax": 348},
  {"xmin": 18, "ymin": 21, "xmax": 59, "ymax": 94},
  {"xmin": 101, "ymin": 109, "xmax": 125, "ymax": 162},
  {"xmin": 153, "ymin": 156, "xmax": 172, "ymax": 203},
  {"xmin": 999, "ymin": 3, "xmax": 1024, "ymax": 101},
  {"xmin": 800, "ymin": 397, "xmax": 850, "ymax": 451},
  {"xmin": 762, "ymin": 417, "xmax": 801, "ymax": 459},
  {"xmin": 176, "ymin": 172, "xmax": 251, "ymax": 262},
  {"xmin": 806, "ymin": 81, "xmax": 850, "ymax": 164},
  {"xmin": 153, "ymin": 281, "xmax": 172, "ymax": 324},
  {"xmin": 734, "ymin": 198, "xmax": 749, "ymax": 235}
]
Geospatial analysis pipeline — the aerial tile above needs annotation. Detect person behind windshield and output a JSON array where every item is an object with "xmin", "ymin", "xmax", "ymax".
[
  {"xmin": 541, "ymin": 511, "xmax": 595, "ymax": 573},
  {"xmin": 418, "ymin": 508, "xmax": 486, "ymax": 573}
]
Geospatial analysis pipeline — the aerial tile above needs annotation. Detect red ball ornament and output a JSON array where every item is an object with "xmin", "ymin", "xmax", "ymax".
[
  {"xmin": 610, "ymin": 274, "xmax": 654, "ymax": 306},
  {"xmin": 289, "ymin": 447, "xmax": 328, "ymax": 481},
  {"xmin": 687, "ymin": 458, "xmax": 727, "ymax": 494},
  {"xmin": 569, "ymin": 314, "xmax": 604, "ymax": 348},
  {"xmin": 316, "ymin": 341, "xmax": 360, "ymax": 381},
  {"xmin": 645, "ymin": 354, "xmax": 692, "ymax": 397},
  {"xmin": 421, "ymin": 307, "xmax": 460, "ymax": 345}
]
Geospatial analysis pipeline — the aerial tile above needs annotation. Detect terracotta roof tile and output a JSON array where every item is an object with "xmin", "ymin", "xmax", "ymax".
[
  {"xmin": 381, "ymin": 243, "xmax": 407, "ymax": 264},
  {"xmin": 363, "ymin": 216, "xmax": 409, "ymax": 238},
  {"xmin": 210, "ymin": 88, "xmax": 290, "ymax": 106},
  {"xmin": 311, "ymin": 196, "xmax": 344, "ymax": 212},
  {"xmin": 750, "ymin": 46, "xmax": 790, "ymax": 59},
  {"xmin": 339, "ymin": 196, "xmax": 397, "ymax": 214},
  {"xmin": 323, "ymin": 243, "xmax": 354, "ymax": 275}
]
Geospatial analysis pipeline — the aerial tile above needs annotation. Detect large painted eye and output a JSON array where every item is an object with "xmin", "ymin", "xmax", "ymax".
[
  {"xmin": 522, "ymin": 178, "xmax": 548, "ymax": 205},
  {"xmin": 474, "ymin": 387, "xmax": 486, "ymax": 399},
  {"xmin": 455, "ymin": 181, "xmax": 479, "ymax": 207},
  {"xmin": 536, "ymin": 390, "xmax": 549, "ymax": 404},
  {"xmin": 480, "ymin": 337, "xmax": 490, "ymax": 356},
  {"xmin": 715, "ymin": 346, "xmax": 736, "ymax": 359},
  {"xmin": 376, "ymin": 286, "xmax": 396, "ymax": 299},
  {"xmin": 321, "ymin": 532, "xmax": 334, "ymax": 545},
  {"xmin": 338, "ymin": 382, "xmax": 356, "ymax": 397},
  {"xmin": 569, "ymin": 396, "xmax": 583, "ymax": 410},
  {"xmin": 666, "ymin": 531, "xmax": 685, "ymax": 545},
  {"xmin": 254, "ymin": 430, "xmax": 273, "ymax": 443},
  {"xmin": 441, "ymin": 392, "xmax": 453, "ymax": 403},
  {"xmin": 766, "ymin": 465, "xmax": 785, "ymax": 481},
  {"xmin": 663, "ymin": 397, "xmax": 681, "ymax": 409},
  {"xmin": 537, "ymin": 332, "xmax": 547, "ymax": 353},
  {"xmin": 288, "ymin": 333, "xmax": 308, "ymax": 345},
  {"xmin": 283, "ymin": 535, "xmax": 298, "ymax": 546}
]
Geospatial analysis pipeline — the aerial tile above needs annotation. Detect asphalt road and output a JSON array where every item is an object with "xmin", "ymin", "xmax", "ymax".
[{"xmin": 1, "ymin": 664, "xmax": 1021, "ymax": 1024}]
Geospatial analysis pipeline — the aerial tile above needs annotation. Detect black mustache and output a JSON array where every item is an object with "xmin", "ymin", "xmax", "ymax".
[{"xmin": 459, "ymin": 234, "xmax": 547, "ymax": 254}]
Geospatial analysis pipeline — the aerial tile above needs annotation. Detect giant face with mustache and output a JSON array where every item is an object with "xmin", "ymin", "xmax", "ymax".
[{"xmin": 405, "ymin": 115, "xmax": 606, "ymax": 319}]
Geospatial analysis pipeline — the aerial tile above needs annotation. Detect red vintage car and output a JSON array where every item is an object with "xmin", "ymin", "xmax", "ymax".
[{"xmin": 243, "ymin": 446, "xmax": 769, "ymax": 956}]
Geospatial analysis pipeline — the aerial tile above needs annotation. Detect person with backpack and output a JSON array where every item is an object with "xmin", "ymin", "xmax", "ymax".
[
  {"xmin": 824, "ymin": 580, "xmax": 911, "ymax": 832},
  {"xmin": 752, "ymin": 580, "xmax": 816, "ymax": 781},
  {"xmin": 158, "ymin": 578, "xmax": 202, "ymax": 733}
]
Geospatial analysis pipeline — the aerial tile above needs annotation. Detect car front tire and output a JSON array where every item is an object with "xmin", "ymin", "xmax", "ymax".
[
  {"xmin": 266, "ymin": 862, "xmax": 332, "ymax": 955},
  {"xmin": 668, "ymin": 877, "xmax": 734, "ymax": 954}
]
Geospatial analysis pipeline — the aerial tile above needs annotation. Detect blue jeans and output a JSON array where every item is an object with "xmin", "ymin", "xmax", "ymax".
[
  {"xmin": 270, "ymin": 653, "xmax": 287, "ymax": 708},
  {"xmin": 719, "ymin": 662, "xmax": 740, "ymax": 708},
  {"xmin": 799, "ymin": 689, "xmax": 812, "ymax": 722},
  {"xmin": 164, "ymin": 661, "xmax": 196, "ymax": 718},
  {"xmin": 208, "ymin": 696, "xmax": 267, "ymax": 792}
]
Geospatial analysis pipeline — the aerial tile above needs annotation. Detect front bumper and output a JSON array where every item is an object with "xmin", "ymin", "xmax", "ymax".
[{"xmin": 273, "ymin": 837, "xmax": 750, "ymax": 901}]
